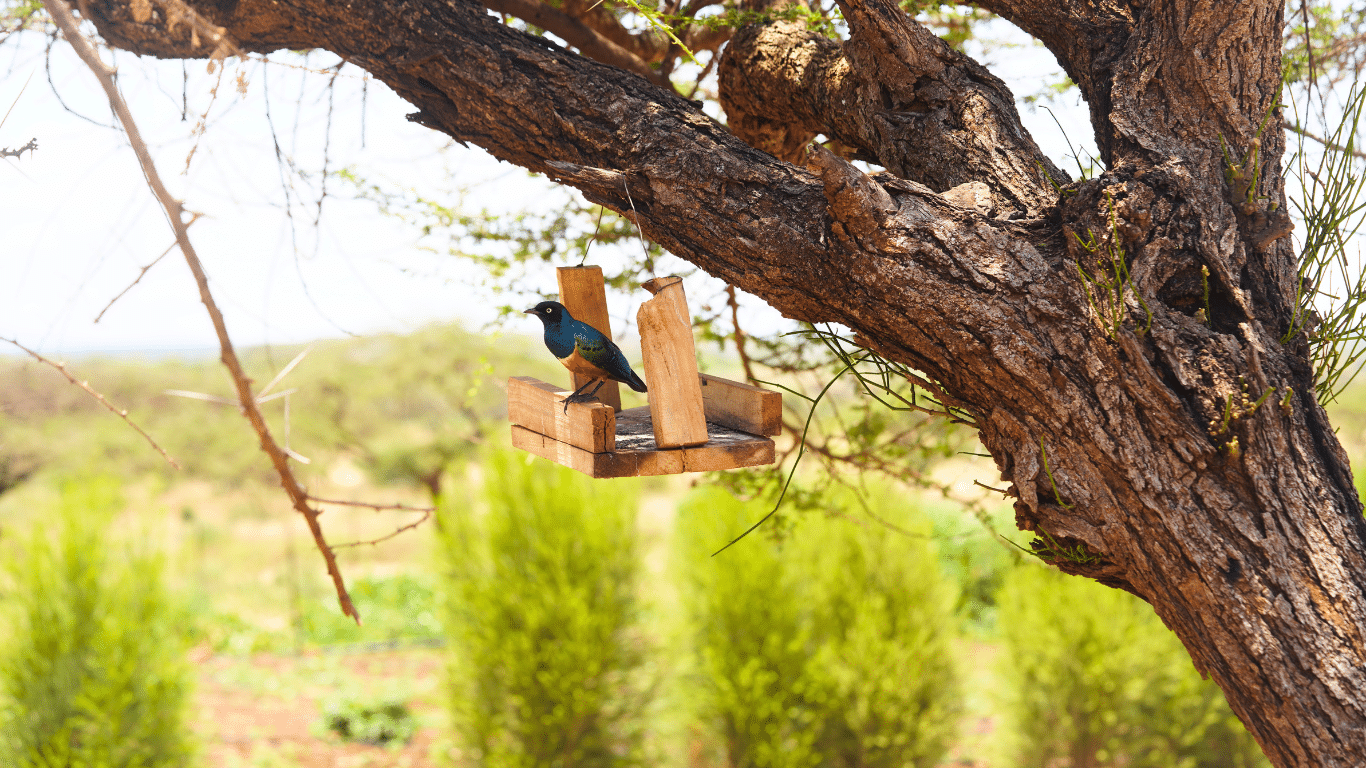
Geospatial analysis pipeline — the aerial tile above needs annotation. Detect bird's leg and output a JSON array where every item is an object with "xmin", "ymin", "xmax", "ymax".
[{"xmin": 562, "ymin": 378, "xmax": 606, "ymax": 413}]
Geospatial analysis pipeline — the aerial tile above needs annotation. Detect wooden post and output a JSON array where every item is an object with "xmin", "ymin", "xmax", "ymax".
[
  {"xmin": 638, "ymin": 276, "xmax": 709, "ymax": 448},
  {"xmin": 556, "ymin": 265, "xmax": 622, "ymax": 411}
]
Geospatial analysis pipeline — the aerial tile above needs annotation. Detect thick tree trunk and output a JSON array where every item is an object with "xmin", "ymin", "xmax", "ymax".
[{"xmin": 81, "ymin": 0, "xmax": 1366, "ymax": 764}]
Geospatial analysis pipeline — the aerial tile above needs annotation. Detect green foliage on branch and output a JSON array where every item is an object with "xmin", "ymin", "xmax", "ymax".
[{"xmin": 1284, "ymin": 81, "xmax": 1366, "ymax": 402}]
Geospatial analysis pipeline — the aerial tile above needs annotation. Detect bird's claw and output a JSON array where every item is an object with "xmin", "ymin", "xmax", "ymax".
[
  {"xmin": 561, "ymin": 379, "xmax": 607, "ymax": 413},
  {"xmin": 561, "ymin": 390, "xmax": 598, "ymax": 413}
]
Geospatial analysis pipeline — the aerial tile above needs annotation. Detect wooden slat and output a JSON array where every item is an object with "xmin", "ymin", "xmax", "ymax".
[
  {"xmin": 557, "ymin": 265, "xmax": 622, "ymax": 411},
  {"xmin": 507, "ymin": 376, "xmax": 615, "ymax": 453},
  {"xmin": 510, "ymin": 408, "xmax": 775, "ymax": 478},
  {"xmin": 699, "ymin": 373, "xmax": 783, "ymax": 436},
  {"xmin": 512, "ymin": 426, "xmax": 608, "ymax": 476},
  {"xmin": 638, "ymin": 276, "xmax": 709, "ymax": 448}
]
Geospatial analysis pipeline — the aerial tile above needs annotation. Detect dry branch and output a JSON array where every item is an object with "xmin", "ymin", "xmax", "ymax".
[
  {"xmin": 307, "ymin": 495, "xmax": 437, "ymax": 513},
  {"xmin": 94, "ymin": 211, "xmax": 202, "ymax": 323},
  {"xmin": 1287, "ymin": 119, "xmax": 1366, "ymax": 161},
  {"xmin": 483, "ymin": 0, "xmax": 670, "ymax": 87},
  {"xmin": 0, "ymin": 336, "xmax": 179, "ymax": 469},
  {"xmin": 0, "ymin": 138, "xmax": 37, "ymax": 158},
  {"xmin": 328, "ymin": 509, "xmax": 435, "ymax": 549},
  {"xmin": 42, "ymin": 0, "xmax": 359, "ymax": 622}
]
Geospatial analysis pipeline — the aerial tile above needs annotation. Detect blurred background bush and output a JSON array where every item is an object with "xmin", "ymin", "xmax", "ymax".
[
  {"xmin": 995, "ymin": 564, "xmax": 1269, "ymax": 768},
  {"xmin": 0, "ymin": 479, "xmax": 194, "ymax": 767},
  {"xmin": 0, "ymin": 323, "xmax": 1282, "ymax": 766}
]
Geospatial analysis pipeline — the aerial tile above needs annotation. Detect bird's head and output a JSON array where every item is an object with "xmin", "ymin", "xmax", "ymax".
[{"xmin": 524, "ymin": 300, "xmax": 567, "ymax": 325}]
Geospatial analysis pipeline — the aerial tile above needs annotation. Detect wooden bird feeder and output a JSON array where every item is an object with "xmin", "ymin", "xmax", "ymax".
[{"xmin": 509, "ymin": 266, "xmax": 782, "ymax": 478}]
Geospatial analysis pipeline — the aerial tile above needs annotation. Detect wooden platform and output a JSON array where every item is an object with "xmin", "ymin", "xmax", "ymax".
[{"xmin": 508, "ymin": 376, "xmax": 779, "ymax": 478}]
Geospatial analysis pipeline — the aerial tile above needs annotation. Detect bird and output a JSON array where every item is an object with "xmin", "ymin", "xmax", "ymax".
[{"xmin": 525, "ymin": 300, "xmax": 647, "ymax": 412}]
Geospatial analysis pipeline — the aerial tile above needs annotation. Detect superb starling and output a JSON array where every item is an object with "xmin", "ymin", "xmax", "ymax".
[{"xmin": 525, "ymin": 300, "xmax": 648, "ymax": 411}]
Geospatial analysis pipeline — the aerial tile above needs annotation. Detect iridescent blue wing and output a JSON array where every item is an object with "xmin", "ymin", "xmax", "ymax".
[{"xmin": 572, "ymin": 325, "xmax": 647, "ymax": 392}]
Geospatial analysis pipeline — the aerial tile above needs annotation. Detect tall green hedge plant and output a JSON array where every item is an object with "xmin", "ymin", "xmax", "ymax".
[
  {"xmin": 439, "ymin": 452, "xmax": 649, "ymax": 768},
  {"xmin": 995, "ymin": 563, "xmax": 1267, "ymax": 768},
  {"xmin": 675, "ymin": 487, "xmax": 961, "ymax": 768},
  {"xmin": 0, "ymin": 479, "xmax": 194, "ymax": 767}
]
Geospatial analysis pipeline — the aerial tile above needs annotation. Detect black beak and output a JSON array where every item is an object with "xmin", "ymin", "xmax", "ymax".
[{"xmin": 523, "ymin": 307, "xmax": 536, "ymax": 314}]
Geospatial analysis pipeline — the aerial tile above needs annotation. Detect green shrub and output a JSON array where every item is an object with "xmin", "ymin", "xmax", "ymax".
[
  {"xmin": 0, "ymin": 479, "xmax": 194, "ymax": 767},
  {"xmin": 804, "ymin": 510, "xmax": 962, "ymax": 768},
  {"xmin": 323, "ymin": 691, "xmax": 418, "ymax": 746},
  {"xmin": 675, "ymin": 487, "xmax": 820, "ymax": 768},
  {"xmin": 439, "ymin": 452, "xmax": 649, "ymax": 768},
  {"xmin": 995, "ymin": 563, "xmax": 1268, "ymax": 768},
  {"xmin": 675, "ymin": 487, "xmax": 961, "ymax": 768}
]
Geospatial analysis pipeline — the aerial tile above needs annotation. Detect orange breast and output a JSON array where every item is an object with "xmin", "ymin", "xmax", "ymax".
[{"xmin": 560, "ymin": 347, "xmax": 614, "ymax": 379}]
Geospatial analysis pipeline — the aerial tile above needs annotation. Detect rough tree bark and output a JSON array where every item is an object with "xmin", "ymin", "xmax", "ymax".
[{"xmin": 79, "ymin": 0, "xmax": 1366, "ymax": 764}]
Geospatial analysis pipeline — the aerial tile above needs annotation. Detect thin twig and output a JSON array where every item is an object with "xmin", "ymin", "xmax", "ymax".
[
  {"xmin": 0, "ymin": 138, "xmax": 36, "ymax": 159},
  {"xmin": 973, "ymin": 479, "xmax": 1013, "ymax": 496},
  {"xmin": 45, "ymin": 27, "xmax": 115, "ymax": 128},
  {"xmin": 726, "ymin": 283, "xmax": 756, "ymax": 384},
  {"xmin": 94, "ymin": 212, "xmax": 203, "ymax": 322},
  {"xmin": 314, "ymin": 63, "xmax": 342, "ymax": 227},
  {"xmin": 181, "ymin": 63, "xmax": 225, "ymax": 173},
  {"xmin": 1302, "ymin": 0, "xmax": 1319, "ymax": 95},
  {"xmin": 44, "ymin": 0, "xmax": 360, "ymax": 623},
  {"xmin": 1286, "ymin": 119, "xmax": 1366, "ymax": 160},
  {"xmin": 329, "ymin": 510, "xmax": 434, "ymax": 549},
  {"xmin": 307, "ymin": 495, "xmax": 436, "ymax": 513},
  {"xmin": 0, "ymin": 70, "xmax": 34, "ymax": 133},
  {"xmin": 0, "ymin": 336, "xmax": 179, "ymax": 469}
]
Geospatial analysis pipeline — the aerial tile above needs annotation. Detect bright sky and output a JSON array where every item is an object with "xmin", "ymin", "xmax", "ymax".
[{"xmin": 0, "ymin": 14, "xmax": 1094, "ymax": 356}]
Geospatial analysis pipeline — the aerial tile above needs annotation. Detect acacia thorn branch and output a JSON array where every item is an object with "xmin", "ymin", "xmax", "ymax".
[
  {"xmin": 306, "ymin": 494, "xmax": 436, "ymax": 513},
  {"xmin": 0, "ymin": 336, "xmax": 179, "ymax": 469},
  {"xmin": 329, "ymin": 509, "xmax": 435, "ymax": 549},
  {"xmin": 43, "ymin": 0, "xmax": 359, "ymax": 623},
  {"xmin": 0, "ymin": 138, "xmax": 37, "ymax": 158}
]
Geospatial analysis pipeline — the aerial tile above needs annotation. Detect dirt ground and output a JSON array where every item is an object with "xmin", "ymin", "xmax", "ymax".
[
  {"xmin": 193, "ymin": 645, "xmax": 993, "ymax": 768},
  {"xmin": 195, "ymin": 647, "xmax": 453, "ymax": 768},
  {"xmin": 194, "ymin": 645, "xmax": 998, "ymax": 767}
]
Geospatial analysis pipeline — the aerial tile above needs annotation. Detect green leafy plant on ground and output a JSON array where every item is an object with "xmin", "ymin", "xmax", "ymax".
[
  {"xmin": 322, "ymin": 691, "xmax": 418, "ymax": 746},
  {"xmin": 675, "ymin": 486, "xmax": 961, "ymax": 768},
  {"xmin": 995, "ymin": 564, "xmax": 1267, "ymax": 768},
  {"xmin": 438, "ymin": 451, "xmax": 650, "ymax": 768},
  {"xmin": 0, "ymin": 478, "xmax": 195, "ymax": 767},
  {"xmin": 300, "ymin": 573, "xmax": 442, "ymax": 647}
]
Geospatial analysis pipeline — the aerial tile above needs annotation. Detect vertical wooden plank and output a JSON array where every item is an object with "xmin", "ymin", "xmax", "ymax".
[
  {"xmin": 638, "ymin": 276, "xmax": 709, "ymax": 448},
  {"xmin": 556, "ymin": 265, "xmax": 623, "ymax": 411}
]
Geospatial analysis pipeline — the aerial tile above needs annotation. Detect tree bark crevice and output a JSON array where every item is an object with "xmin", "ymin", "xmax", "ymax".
[{"xmin": 719, "ymin": 2, "xmax": 1066, "ymax": 216}]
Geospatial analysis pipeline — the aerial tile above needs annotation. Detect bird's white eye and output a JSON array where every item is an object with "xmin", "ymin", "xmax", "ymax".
[{"xmin": 545, "ymin": 308, "xmax": 552, "ymax": 313}]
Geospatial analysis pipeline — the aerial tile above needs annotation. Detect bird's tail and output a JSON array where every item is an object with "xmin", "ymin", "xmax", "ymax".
[{"xmin": 625, "ymin": 370, "xmax": 648, "ymax": 393}]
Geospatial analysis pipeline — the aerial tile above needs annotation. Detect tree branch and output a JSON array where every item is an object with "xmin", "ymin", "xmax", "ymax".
[
  {"xmin": 44, "ymin": 0, "xmax": 360, "ymax": 623},
  {"xmin": 1287, "ymin": 118, "xmax": 1366, "ymax": 160},
  {"xmin": 1, "ymin": 336, "xmax": 179, "ymax": 469},
  {"xmin": 0, "ymin": 138, "xmax": 38, "ymax": 158},
  {"xmin": 481, "ymin": 0, "xmax": 673, "ymax": 87},
  {"xmin": 93, "ymin": 211, "xmax": 202, "ymax": 323},
  {"xmin": 718, "ymin": 7, "xmax": 1066, "ymax": 214}
]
